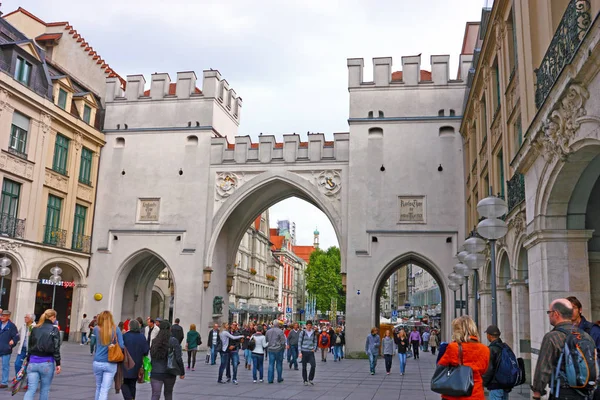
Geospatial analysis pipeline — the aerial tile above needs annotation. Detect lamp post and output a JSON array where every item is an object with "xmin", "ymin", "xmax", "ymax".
[
  {"xmin": 448, "ymin": 280, "xmax": 460, "ymax": 318},
  {"xmin": 0, "ymin": 255, "xmax": 11, "ymax": 308},
  {"xmin": 476, "ymin": 194, "xmax": 508, "ymax": 326},
  {"xmin": 454, "ymin": 261, "xmax": 472, "ymax": 316},
  {"xmin": 49, "ymin": 266, "xmax": 62, "ymax": 310}
]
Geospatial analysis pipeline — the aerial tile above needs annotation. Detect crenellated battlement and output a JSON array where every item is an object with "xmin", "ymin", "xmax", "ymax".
[
  {"xmin": 105, "ymin": 69, "xmax": 242, "ymax": 121},
  {"xmin": 348, "ymin": 54, "xmax": 472, "ymax": 88},
  {"xmin": 210, "ymin": 132, "xmax": 349, "ymax": 164}
]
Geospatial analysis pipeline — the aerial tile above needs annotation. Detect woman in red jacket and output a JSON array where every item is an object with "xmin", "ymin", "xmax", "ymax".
[
  {"xmin": 317, "ymin": 329, "xmax": 330, "ymax": 362},
  {"xmin": 437, "ymin": 316, "xmax": 489, "ymax": 400}
]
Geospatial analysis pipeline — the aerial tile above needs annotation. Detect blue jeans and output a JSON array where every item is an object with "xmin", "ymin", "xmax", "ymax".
[
  {"xmin": 24, "ymin": 361, "xmax": 55, "ymax": 400},
  {"xmin": 368, "ymin": 352, "xmax": 377, "ymax": 373},
  {"xmin": 210, "ymin": 345, "xmax": 218, "ymax": 365},
  {"xmin": 252, "ymin": 353, "xmax": 264, "ymax": 380},
  {"xmin": 398, "ymin": 353, "xmax": 407, "ymax": 374},
  {"xmin": 244, "ymin": 349, "xmax": 252, "ymax": 366},
  {"xmin": 333, "ymin": 345, "xmax": 343, "ymax": 361},
  {"xmin": 267, "ymin": 349, "xmax": 284, "ymax": 383},
  {"xmin": 228, "ymin": 351, "xmax": 239, "ymax": 380},
  {"xmin": 218, "ymin": 351, "xmax": 229, "ymax": 382},
  {"xmin": 81, "ymin": 332, "xmax": 88, "ymax": 344},
  {"xmin": 93, "ymin": 361, "xmax": 117, "ymax": 400},
  {"xmin": 15, "ymin": 346, "xmax": 27, "ymax": 375},
  {"xmin": 89, "ymin": 334, "xmax": 97, "ymax": 354},
  {"xmin": 1, "ymin": 353, "xmax": 10, "ymax": 385},
  {"xmin": 489, "ymin": 389, "xmax": 509, "ymax": 400},
  {"xmin": 288, "ymin": 345, "xmax": 298, "ymax": 368}
]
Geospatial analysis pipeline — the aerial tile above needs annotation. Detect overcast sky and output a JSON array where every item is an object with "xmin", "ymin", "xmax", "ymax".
[{"xmin": 3, "ymin": 0, "xmax": 484, "ymax": 249}]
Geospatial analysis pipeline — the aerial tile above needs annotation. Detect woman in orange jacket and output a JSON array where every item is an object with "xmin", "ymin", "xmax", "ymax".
[
  {"xmin": 437, "ymin": 316, "xmax": 489, "ymax": 400},
  {"xmin": 317, "ymin": 329, "xmax": 330, "ymax": 362}
]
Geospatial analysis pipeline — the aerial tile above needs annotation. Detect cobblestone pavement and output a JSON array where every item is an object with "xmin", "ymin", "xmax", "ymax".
[{"xmin": 0, "ymin": 343, "xmax": 531, "ymax": 399}]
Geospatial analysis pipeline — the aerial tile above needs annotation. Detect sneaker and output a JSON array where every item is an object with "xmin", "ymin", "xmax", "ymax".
[
  {"xmin": 309, "ymin": 380, "xmax": 314, "ymax": 385},
  {"xmin": 304, "ymin": 381, "xmax": 309, "ymax": 386},
  {"xmin": 386, "ymin": 372, "xmax": 390, "ymax": 375},
  {"xmin": 253, "ymin": 380, "xmax": 257, "ymax": 383},
  {"xmin": 233, "ymin": 380, "xmax": 238, "ymax": 385},
  {"xmin": 218, "ymin": 380, "xmax": 227, "ymax": 384},
  {"xmin": 192, "ymin": 368, "xmax": 195, "ymax": 371},
  {"xmin": 277, "ymin": 379, "xmax": 284, "ymax": 383},
  {"xmin": 80, "ymin": 343, "xmax": 83, "ymax": 346},
  {"xmin": 226, "ymin": 378, "xmax": 231, "ymax": 383},
  {"xmin": 259, "ymin": 379, "xmax": 263, "ymax": 383},
  {"xmin": 370, "ymin": 372, "xmax": 375, "ymax": 375}
]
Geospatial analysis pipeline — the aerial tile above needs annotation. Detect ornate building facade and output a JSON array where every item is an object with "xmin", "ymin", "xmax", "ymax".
[{"xmin": 461, "ymin": 0, "xmax": 600, "ymax": 381}]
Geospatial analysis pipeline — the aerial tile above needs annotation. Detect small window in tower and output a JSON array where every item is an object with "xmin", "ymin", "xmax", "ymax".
[
  {"xmin": 449, "ymin": 109, "xmax": 456, "ymax": 116},
  {"xmin": 186, "ymin": 135, "xmax": 198, "ymax": 145},
  {"xmin": 368, "ymin": 111, "xmax": 374, "ymax": 118},
  {"xmin": 438, "ymin": 109, "xmax": 445, "ymax": 117},
  {"xmin": 115, "ymin": 137, "xmax": 125, "ymax": 148}
]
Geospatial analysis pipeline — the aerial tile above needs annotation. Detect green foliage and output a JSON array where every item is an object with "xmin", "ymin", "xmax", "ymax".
[{"xmin": 305, "ymin": 246, "xmax": 345, "ymax": 313}]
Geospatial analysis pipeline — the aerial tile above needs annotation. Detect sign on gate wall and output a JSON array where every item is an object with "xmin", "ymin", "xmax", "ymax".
[{"xmin": 398, "ymin": 196, "xmax": 426, "ymax": 223}]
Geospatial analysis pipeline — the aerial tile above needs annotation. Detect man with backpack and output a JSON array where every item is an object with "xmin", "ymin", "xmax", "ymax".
[
  {"xmin": 568, "ymin": 296, "xmax": 600, "ymax": 400},
  {"xmin": 532, "ymin": 299, "xmax": 598, "ymax": 400},
  {"xmin": 299, "ymin": 320, "xmax": 318, "ymax": 385},
  {"xmin": 482, "ymin": 325, "xmax": 520, "ymax": 399}
]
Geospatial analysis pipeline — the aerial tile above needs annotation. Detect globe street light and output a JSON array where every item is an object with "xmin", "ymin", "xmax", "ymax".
[
  {"xmin": 49, "ymin": 266, "xmax": 62, "ymax": 310},
  {"xmin": 448, "ymin": 280, "xmax": 460, "ymax": 318},
  {"xmin": 476, "ymin": 194, "xmax": 508, "ymax": 326},
  {"xmin": 0, "ymin": 255, "xmax": 11, "ymax": 308}
]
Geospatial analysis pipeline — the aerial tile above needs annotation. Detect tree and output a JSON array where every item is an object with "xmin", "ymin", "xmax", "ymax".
[{"xmin": 305, "ymin": 246, "xmax": 345, "ymax": 314}]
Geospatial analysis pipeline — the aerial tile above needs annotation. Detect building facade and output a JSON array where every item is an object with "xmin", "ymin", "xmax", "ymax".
[
  {"xmin": 0, "ymin": 9, "xmax": 114, "ymax": 339},
  {"xmin": 461, "ymin": 0, "xmax": 600, "ymax": 382}
]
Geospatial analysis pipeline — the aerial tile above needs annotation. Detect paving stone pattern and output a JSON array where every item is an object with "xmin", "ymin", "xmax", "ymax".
[{"xmin": 0, "ymin": 343, "xmax": 531, "ymax": 399}]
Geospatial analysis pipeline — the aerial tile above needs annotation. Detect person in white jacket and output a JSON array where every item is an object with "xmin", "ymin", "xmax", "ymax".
[
  {"xmin": 250, "ymin": 326, "xmax": 268, "ymax": 383},
  {"xmin": 144, "ymin": 318, "xmax": 159, "ymax": 348},
  {"xmin": 15, "ymin": 313, "xmax": 35, "ymax": 374}
]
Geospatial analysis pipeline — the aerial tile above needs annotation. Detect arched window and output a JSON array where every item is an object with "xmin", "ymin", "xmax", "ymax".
[
  {"xmin": 368, "ymin": 111, "xmax": 374, "ymax": 118},
  {"xmin": 449, "ymin": 109, "xmax": 456, "ymax": 116},
  {"xmin": 368, "ymin": 127, "xmax": 383, "ymax": 138},
  {"xmin": 115, "ymin": 137, "xmax": 125, "ymax": 148},
  {"xmin": 438, "ymin": 109, "xmax": 445, "ymax": 117},
  {"xmin": 187, "ymin": 135, "xmax": 198, "ymax": 145},
  {"xmin": 378, "ymin": 110, "xmax": 384, "ymax": 118},
  {"xmin": 439, "ymin": 126, "xmax": 455, "ymax": 137}
]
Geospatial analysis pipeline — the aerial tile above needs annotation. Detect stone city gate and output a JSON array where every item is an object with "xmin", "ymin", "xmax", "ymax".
[{"xmin": 87, "ymin": 54, "xmax": 467, "ymax": 354}]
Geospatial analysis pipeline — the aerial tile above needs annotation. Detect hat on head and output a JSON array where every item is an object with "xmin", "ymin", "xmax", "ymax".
[
  {"xmin": 485, "ymin": 325, "xmax": 501, "ymax": 336},
  {"xmin": 1, "ymin": 310, "xmax": 11, "ymax": 315}
]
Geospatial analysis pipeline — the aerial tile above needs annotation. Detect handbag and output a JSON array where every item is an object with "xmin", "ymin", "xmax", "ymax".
[
  {"xmin": 108, "ymin": 330, "xmax": 124, "ymax": 363},
  {"xmin": 137, "ymin": 367, "xmax": 145, "ymax": 384},
  {"xmin": 430, "ymin": 343, "xmax": 474, "ymax": 397},
  {"xmin": 166, "ymin": 343, "xmax": 180, "ymax": 376}
]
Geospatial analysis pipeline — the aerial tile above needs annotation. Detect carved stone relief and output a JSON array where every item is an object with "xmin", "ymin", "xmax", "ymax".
[
  {"xmin": 0, "ymin": 89, "xmax": 10, "ymax": 117},
  {"xmin": 77, "ymin": 183, "xmax": 93, "ymax": 202},
  {"xmin": 44, "ymin": 169, "xmax": 69, "ymax": 193},
  {"xmin": 0, "ymin": 153, "xmax": 34, "ymax": 181},
  {"xmin": 0, "ymin": 239, "xmax": 21, "ymax": 252},
  {"xmin": 213, "ymin": 171, "xmax": 260, "ymax": 215},
  {"xmin": 508, "ymin": 210, "xmax": 526, "ymax": 238},
  {"xmin": 494, "ymin": 20, "xmax": 506, "ymax": 51},
  {"xmin": 74, "ymin": 131, "xmax": 83, "ymax": 151},
  {"xmin": 315, "ymin": 170, "xmax": 342, "ymax": 198}
]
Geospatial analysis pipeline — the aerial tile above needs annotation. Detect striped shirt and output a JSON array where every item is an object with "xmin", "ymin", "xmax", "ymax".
[{"xmin": 532, "ymin": 321, "xmax": 571, "ymax": 394}]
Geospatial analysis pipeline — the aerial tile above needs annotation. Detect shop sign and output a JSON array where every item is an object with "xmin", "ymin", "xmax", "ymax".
[{"xmin": 39, "ymin": 279, "xmax": 76, "ymax": 288}]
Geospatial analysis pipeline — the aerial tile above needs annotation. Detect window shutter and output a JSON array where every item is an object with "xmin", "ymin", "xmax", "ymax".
[{"xmin": 12, "ymin": 112, "xmax": 30, "ymax": 131}]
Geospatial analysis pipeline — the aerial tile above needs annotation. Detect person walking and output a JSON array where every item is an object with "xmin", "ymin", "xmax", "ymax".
[
  {"xmin": 409, "ymin": 326, "xmax": 421, "ymax": 359},
  {"xmin": 89, "ymin": 316, "xmax": 98, "ymax": 356},
  {"xmin": 422, "ymin": 330, "xmax": 430, "ymax": 352},
  {"xmin": 170, "ymin": 318, "xmax": 184, "ymax": 345},
  {"xmin": 80, "ymin": 313, "xmax": 90, "ymax": 345},
  {"xmin": 287, "ymin": 322, "xmax": 300, "ymax": 370},
  {"xmin": 217, "ymin": 322, "xmax": 243, "ymax": 384},
  {"xmin": 250, "ymin": 325, "xmax": 268, "ymax": 383},
  {"xmin": 429, "ymin": 329, "xmax": 439, "ymax": 356},
  {"xmin": 365, "ymin": 327, "xmax": 381, "ymax": 375},
  {"xmin": 394, "ymin": 328, "xmax": 409, "ymax": 375},
  {"xmin": 185, "ymin": 324, "xmax": 201, "ymax": 371},
  {"xmin": 121, "ymin": 319, "xmax": 148, "ymax": 400},
  {"xmin": 299, "ymin": 320, "xmax": 318, "ymax": 385},
  {"xmin": 265, "ymin": 319, "xmax": 286, "ymax": 384},
  {"xmin": 225, "ymin": 322, "xmax": 242, "ymax": 383},
  {"xmin": 242, "ymin": 322, "xmax": 255, "ymax": 370},
  {"xmin": 92, "ymin": 310, "xmax": 124, "ymax": 400},
  {"xmin": 144, "ymin": 318, "xmax": 158, "ymax": 348},
  {"xmin": 149, "ymin": 321, "xmax": 184, "ymax": 400},
  {"xmin": 437, "ymin": 315, "xmax": 490, "ymax": 400},
  {"xmin": 382, "ymin": 330, "xmax": 394, "ymax": 375},
  {"xmin": 207, "ymin": 323, "xmax": 221, "ymax": 365},
  {"xmin": 15, "ymin": 313, "xmax": 35, "ymax": 375},
  {"xmin": 481, "ymin": 325, "xmax": 511, "ymax": 400},
  {"xmin": 532, "ymin": 299, "xmax": 596, "ymax": 400},
  {"xmin": 318, "ymin": 328, "xmax": 330, "ymax": 362},
  {"xmin": 333, "ymin": 327, "xmax": 344, "ymax": 362},
  {"xmin": 0, "ymin": 310, "xmax": 19, "ymax": 388}
]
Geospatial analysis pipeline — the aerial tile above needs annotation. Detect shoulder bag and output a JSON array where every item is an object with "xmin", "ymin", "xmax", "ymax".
[
  {"xmin": 108, "ymin": 330, "xmax": 124, "ymax": 363},
  {"xmin": 430, "ymin": 343, "xmax": 474, "ymax": 397},
  {"xmin": 167, "ymin": 341, "xmax": 181, "ymax": 376}
]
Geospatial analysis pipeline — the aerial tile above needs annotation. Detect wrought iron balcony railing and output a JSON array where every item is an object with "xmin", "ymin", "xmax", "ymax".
[
  {"xmin": 71, "ymin": 233, "xmax": 91, "ymax": 253},
  {"xmin": 0, "ymin": 213, "xmax": 25, "ymax": 238},
  {"xmin": 507, "ymin": 173, "xmax": 525, "ymax": 212},
  {"xmin": 43, "ymin": 226, "xmax": 67, "ymax": 248},
  {"xmin": 535, "ymin": 0, "xmax": 592, "ymax": 108}
]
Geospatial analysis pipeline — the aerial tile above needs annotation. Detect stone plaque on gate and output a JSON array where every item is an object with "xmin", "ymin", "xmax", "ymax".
[
  {"xmin": 137, "ymin": 198, "xmax": 160, "ymax": 222},
  {"xmin": 398, "ymin": 196, "xmax": 426, "ymax": 223}
]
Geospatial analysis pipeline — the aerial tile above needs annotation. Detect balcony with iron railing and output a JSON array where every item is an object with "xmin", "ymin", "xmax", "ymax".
[
  {"xmin": 0, "ymin": 213, "xmax": 25, "ymax": 238},
  {"xmin": 507, "ymin": 173, "xmax": 525, "ymax": 212},
  {"xmin": 43, "ymin": 225, "xmax": 67, "ymax": 248},
  {"xmin": 535, "ymin": 0, "xmax": 592, "ymax": 108},
  {"xmin": 71, "ymin": 233, "xmax": 91, "ymax": 253}
]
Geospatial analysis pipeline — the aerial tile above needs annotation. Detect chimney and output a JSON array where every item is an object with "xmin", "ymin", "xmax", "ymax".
[
  {"xmin": 431, "ymin": 55, "xmax": 450, "ymax": 85},
  {"xmin": 125, "ymin": 75, "xmax": 145, "ymax": 101},
  {"xmin": 401, "ymin": 55, "xmax": 421, "ymax": 86},
  {"xmin": 373, "ymin": 57, "xmax": 392, "ymax": 86},
  {"xmin": 176, "ymin": 71, "xmax": 197, "ymax": 99},
  {"xmin": 150, "ymin": 73, "xmax": 170, "ymax": 99}
]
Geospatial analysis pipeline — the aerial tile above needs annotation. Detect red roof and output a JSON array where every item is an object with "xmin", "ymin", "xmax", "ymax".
[
  {"xmin": 391, "ymin": 70, "xmax": 432, "ymax": 82},
  {"xmin": 254, "ymin": 216, "xmax": 262, "ymax": 230},
  {"xmin": 271, "ymin": 235, "xmax": 284, "ymax": 251},
  {"xmin": 292, "ymin": 245, "xmax": 315, "ymax": 263},
  {"xmin": 143, "ymin": 83, "xmax": 202, "ymax": 97},
  {"xmin": 35, "ymin": 33, "xmax": 62, "ymax": 42},
  {"xmin": 269, "ymin": 228, "xmax": 278, "ymax": 237}
]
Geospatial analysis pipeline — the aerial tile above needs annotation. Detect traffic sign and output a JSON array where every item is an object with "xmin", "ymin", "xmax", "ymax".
[
  {"xmin": 391, "ymin": 310, "xmax": 398, "ymax": 317},
  {"xmin": 286, "ymin": 307, "xmax": 292, "ymax": 313}
]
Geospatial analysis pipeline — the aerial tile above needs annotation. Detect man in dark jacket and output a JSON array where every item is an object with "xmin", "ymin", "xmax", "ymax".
[
  {"xmin": 207, "ymin": 323, "xmax": 221, "ymax": 365},
  {"xmin": 226, "ymin": 322, "xmax": 242, "ymax": 383},
  {"xmin": 287, "ymin": 322, "xmax": 300, "ymax": 370},
  {"xmin": 121, "ymin": 319, "xmax": 149, "ymax": 400},
  {"xmin": 0, "ymin": 310, "xmax": 19, "ymax": 388},
  {"xmin": 171, "ymin": 318, "xmax": 184, "ymax": 344},
  {"xmin": 482, "ymin": 325, "xmax": 510, "ymax": 400}
]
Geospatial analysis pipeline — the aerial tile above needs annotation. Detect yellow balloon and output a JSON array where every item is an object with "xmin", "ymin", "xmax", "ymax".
[{"xmin": 94, "ymin": 293, "xmax": 103, "ymax": 301}]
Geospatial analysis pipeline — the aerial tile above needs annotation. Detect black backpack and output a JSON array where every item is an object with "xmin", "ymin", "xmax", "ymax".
[{"xmin": 247, "ymin": 337, "xmax": 256, "ymax": 351}]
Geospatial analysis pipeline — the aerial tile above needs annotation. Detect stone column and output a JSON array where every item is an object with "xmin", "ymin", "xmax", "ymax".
[
  {"xmin": 70, "ymin": 283, "xmax": 87, "ymax": 342},
  {"xmin": 588, "ymin": 252, "xmax": 600, "ymax": 322},
  {"xmin": 496, "ymin": 289, "xmax": 514, "ymax": 347},
  {"xmin": 510, "ymin": 280, "xmax": 532, "ymax": 383},
  {"xmin": 524, "ymin": 229, "xmax": 593, "ymax": 372},
  {"xmin": 479, "ymin": 289, "xmax": 492, "ymax": 332},
  {"xmin": 14, "ymin": 278, "xmax": 39, "ymax": 322}
]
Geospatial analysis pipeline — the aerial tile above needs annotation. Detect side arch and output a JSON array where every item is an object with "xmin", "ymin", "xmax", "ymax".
[{"xmin": 35, "ymin": 256, "xmax": 86, "ymax": 283}]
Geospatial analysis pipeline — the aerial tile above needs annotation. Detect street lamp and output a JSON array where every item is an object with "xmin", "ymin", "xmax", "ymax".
[
  {"xmin": 476, "ymin": 194, "xmax": 508, "ymax": 326},
  {"xmin": 448, "ymin": 280, "xmax": 460, "ymax": 318},
  {"xmin": 49, "ymin": 266, "xmax": 62, "ymax": 310},
  {"xmin": 0, "ymin": 255, "xmax": 11, "ymax": 308}
]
